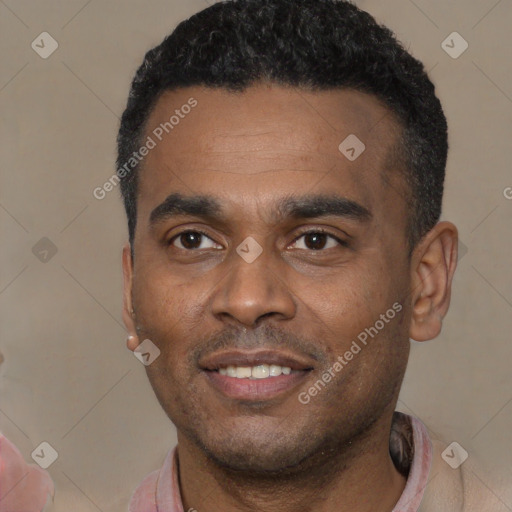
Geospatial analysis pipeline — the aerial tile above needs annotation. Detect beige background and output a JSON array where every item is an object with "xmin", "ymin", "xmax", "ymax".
[{"xmin": 1, "ymin": 0, "xmax": 511, "ymax": 510}]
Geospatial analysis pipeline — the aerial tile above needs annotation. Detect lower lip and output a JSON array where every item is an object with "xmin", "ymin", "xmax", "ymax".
[{"xmin": 203, "ymin": 370, "xmax": 311, "ymax": 401}]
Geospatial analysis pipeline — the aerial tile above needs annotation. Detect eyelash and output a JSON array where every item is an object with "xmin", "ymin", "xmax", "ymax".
[{"xmin": 167, "ymin": 228, "xmax": 349, "ymax": 250}]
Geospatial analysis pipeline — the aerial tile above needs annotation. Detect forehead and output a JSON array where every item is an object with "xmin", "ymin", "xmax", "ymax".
[{"xmin": 137, "ymin": 84, "xmax": 405, "ymax": 226}]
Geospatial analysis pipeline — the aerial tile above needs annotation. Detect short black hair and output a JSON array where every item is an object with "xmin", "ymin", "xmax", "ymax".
[{"xmin": 117, "ymin": 0, "xmax": 448, "ymax": 253}]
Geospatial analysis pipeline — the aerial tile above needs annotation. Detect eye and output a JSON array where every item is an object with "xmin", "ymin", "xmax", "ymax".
[
  {"xmin": 169, "ymin": 230, "xmax": 222, "ymax": 250},
  {"xmin": 289, "ymin": 230, "xmax": 347, "ymax": 251}
]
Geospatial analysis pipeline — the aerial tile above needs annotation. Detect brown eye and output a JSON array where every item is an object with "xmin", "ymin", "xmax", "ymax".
[
  {"xmin": 304, "ymin": 233, "xmax": 329, "ymax": 250},
  {"xmin": 290, "ymin": 231, "xmax": 347, "ymax": 251},
  {"xmin": 169, "ymin": 231, "xmax": 221, "ymax": 250}
]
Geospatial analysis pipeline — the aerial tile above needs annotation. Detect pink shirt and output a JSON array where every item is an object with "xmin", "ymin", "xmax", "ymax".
[{"xmin": 128, "ymin": 414, "xmax": 432, "ymax": 512}]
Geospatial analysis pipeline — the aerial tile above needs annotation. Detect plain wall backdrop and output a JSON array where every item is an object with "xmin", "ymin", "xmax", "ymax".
[{"xmin": 1, "ymin": 1, "xmax": 511, "ymax": 510}]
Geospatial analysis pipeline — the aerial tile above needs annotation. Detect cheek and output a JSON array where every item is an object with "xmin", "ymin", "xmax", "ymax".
[
  {"xmin": 296, "ymin": 262, "xmax": 385, "ymax": 335},
  {"xmin": 134, "ymin": 275, "xmax": 198, "ymax": 409},
  {"xmin": 132, "ymin": 270, "xmax": 198, "ymax": 365},
  {"xmin": 134, "ymin": 263, "xmax": 187, "ymax": 320},
  {"xmin": 302, "ymin": 258, "xmax": 407, "ymax": 378}
]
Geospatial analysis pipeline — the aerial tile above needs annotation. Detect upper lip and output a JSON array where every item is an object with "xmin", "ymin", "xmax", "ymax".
[{"xmin": 199, "ymin": 349, "xmax": 315, "ymax": 371}]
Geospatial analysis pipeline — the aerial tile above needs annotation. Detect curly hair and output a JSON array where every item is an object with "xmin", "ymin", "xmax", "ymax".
[{"xmin": 117, "ymin": 0, "xmax": 448, "ymax": 252}]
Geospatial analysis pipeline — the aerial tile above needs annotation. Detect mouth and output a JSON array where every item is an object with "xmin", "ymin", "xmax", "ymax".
[{"xmin": 199, "ymin": 350, "xmax": 314, "ymax": 401}]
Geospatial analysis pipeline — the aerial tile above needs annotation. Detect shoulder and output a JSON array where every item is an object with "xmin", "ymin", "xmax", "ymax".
[
  {"xmin": 127, "ymin": 445, "xmax": 180, "ymax": 512},
  {"xmin": 420, "ymin": 434, "xmax": 511, "ymax": 511},
  {"xmin": 128, "ymin": 468, "xmax": 160, "ymax": 512}
]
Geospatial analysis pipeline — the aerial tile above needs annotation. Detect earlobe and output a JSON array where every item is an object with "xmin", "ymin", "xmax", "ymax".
[
  {"xmin": 409, "ymin": 222, "xmax": 458, "ymax": 342},
  {"xmin": 122, "ymin": 243, "xmax": 139, "ymax": 352},
  {"xmin": 126, "ymin": 335, "xmax": 139, "ymax": 351}
]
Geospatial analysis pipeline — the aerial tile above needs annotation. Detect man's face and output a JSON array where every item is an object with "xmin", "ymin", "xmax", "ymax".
[{"xmin": 125, "ymin": 84, "xmax": 413, "ymax": 472}]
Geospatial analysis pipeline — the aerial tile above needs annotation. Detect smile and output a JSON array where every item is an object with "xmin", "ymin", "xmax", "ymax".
[
  {"xmin": 200, "ymin": 350, "xmax": 314, "ymax": 400},
  {"xmin": 217, "ymin": 364, "xmax": 292, "ymax": 379}
]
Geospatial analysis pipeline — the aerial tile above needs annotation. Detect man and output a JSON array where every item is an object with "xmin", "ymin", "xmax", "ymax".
[{"xmin": 117, "ymin": 1, "xmax": 497, "ymax": 510}]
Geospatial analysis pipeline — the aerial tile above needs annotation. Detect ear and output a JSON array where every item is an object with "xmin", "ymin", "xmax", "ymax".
[
  {"xmin": 409, "ymin": 221, "xmax": 458, "ymax": 342},
  {"xmin": 122, "ymin": 243, "xmax": 139, "ymax": 351}
]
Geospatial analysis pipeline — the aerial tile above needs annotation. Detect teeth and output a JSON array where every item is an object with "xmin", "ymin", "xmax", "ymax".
[
  {"xmin": 219, "ymin": 364, "xmax": 293, "ymax": 379},
  {"xmin": 269, "ymin": 364, "xmax": 282, "ymax": 376},
  {"xmin": 252, "ymin": 364, "xmax": 269, "ymax": 379},
  {"xmin": 236, "ymin": 366, "xmax": 252, "ymax": 379}
]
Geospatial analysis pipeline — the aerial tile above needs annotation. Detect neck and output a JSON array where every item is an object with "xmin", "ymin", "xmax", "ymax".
[{"xmin": 176, "ymin": 412, "xmax": 407, "ymax": 512}]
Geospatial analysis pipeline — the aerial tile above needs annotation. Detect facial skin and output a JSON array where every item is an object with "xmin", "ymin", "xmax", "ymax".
[{"xmin": 122, "ymin": 84, "xmax": 458, "ymax": 512}]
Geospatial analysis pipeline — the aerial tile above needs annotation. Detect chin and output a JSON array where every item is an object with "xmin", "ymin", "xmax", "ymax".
[
  {"xmin": 190, "ymin": 421, "xmax": 324, "ymax": 475},
  {"xmin": 205, "ymin": 441, "xmax": 312, "ymax": 474}
]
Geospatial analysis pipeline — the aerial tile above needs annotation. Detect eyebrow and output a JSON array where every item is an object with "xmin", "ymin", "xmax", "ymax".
[{"xmin": 149, "ymin": 192, "xmax": 372, "ymax": 228}]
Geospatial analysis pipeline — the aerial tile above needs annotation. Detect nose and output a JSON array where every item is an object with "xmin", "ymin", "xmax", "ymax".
[{"xmin": 210, "ymin": 246, "xmax": 297, "ymax": 328}]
